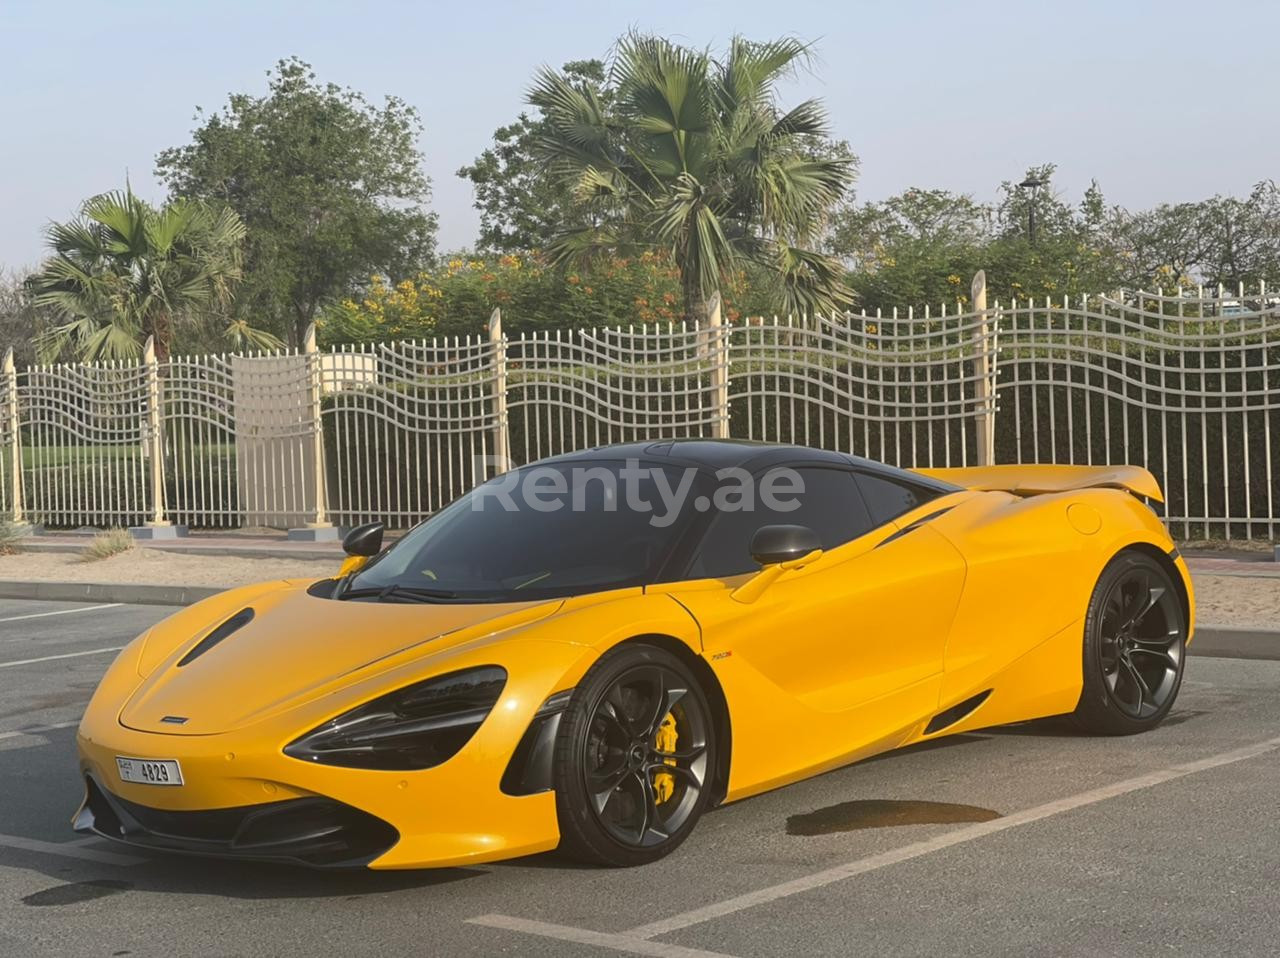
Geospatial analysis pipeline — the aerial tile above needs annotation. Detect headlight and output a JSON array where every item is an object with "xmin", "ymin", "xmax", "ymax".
[{"xmin": 283, "ymin": 666, "xmax": 507, "ymax": 770}]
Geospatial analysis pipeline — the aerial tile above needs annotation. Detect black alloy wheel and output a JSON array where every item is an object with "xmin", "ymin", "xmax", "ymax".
[
  {"xmin": 553, "ymin": 644, "xmax": 715, "ymax": 866},
  {"xmin": 1074, "ymin": 550, "xmax": 1187, "ymax": 734}
]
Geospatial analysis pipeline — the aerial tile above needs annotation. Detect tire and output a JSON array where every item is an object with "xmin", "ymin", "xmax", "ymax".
[
  {"xmin": 1072, "ymin": 549, "xmax": 1187, "ymax": 735},
  {"xmin": 553, "ymin": 643, "xmax": 716, "ymax": 866}
]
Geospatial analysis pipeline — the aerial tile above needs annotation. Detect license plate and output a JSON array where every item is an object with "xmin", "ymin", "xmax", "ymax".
[{"xmin": 116, "ymin": 756, "xmax": 183, "ymax": 787}]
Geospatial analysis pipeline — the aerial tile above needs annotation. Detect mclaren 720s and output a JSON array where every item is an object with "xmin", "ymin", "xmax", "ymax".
[{"xmin": 74, "ymin": 440, "xmax": 1194, "ymax": 869}]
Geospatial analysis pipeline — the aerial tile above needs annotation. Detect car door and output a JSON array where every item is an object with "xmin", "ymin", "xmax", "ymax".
[{"xmin": 655, "ymin": 464, "xmax": 968, "ymax": 797}]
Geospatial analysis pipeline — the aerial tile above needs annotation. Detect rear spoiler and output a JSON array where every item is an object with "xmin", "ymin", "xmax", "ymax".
[{"xmin": 915, "ymin": 464, "xmax": 1164, "ymax": 503}]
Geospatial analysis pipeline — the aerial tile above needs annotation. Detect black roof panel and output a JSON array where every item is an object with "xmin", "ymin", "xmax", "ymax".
[{"xmin": 532, "ymin": 439, "xmax": 959, "ymax": 492}]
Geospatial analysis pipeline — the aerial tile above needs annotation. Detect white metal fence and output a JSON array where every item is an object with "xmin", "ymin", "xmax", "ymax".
[
  {"xmin": 323, "ymin": 335, "xmax": 499, "ymax": 528},
  {"xmin": 2, "ymin": 277, "xmax": 1276, "ymax": 540},
  {"xmin": 996, "ymin": 287, "xmax": 1279, "ymax": 541}
]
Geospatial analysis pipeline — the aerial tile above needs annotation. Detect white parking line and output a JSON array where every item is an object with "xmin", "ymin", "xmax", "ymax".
[
  {"xmin": 468, "ymin": 916, "xmax": 737, "ymax": 958},
  {"xmin": 0, "ymin": 833, "xmax": 143, "ymax": 866},
  {"xmin": 0, "ymin": 720, "xmax": 79, "ymax": 742},
  {"xmin": 470, "ymin": 733, "xmax": 1280, "ymax": 954},
  {"xmin": 0, "ymin": 603, "xmax": 121, "ymax": 624},
  {"xmin": 0, "ymin": 647, "xmax": 122, "ymax": 670},
  {"xmin": 625, "ymin": 733, "xmax": 1280, "ymax": 940}
]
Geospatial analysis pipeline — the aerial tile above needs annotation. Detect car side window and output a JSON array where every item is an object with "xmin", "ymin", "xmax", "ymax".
[
  {"xmin": 688, "ymin": 467, "xmax": 874, "ymax": 579},
  {"xmin": 854, "ymin": 471, "xmax": 940, "ymax": 527}
]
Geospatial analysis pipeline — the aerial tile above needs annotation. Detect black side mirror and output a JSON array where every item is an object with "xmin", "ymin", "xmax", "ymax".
[
  {"xmin": 750, "ymin": 524, "xmax": 820, "ymax": 566},
  {"xmin": 343, "ymin": 522, "xmax": 384, "ymax": 557}
]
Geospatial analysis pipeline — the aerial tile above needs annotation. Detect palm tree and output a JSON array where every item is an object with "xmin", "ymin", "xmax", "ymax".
[
  {"xmin": 32, "ymin": 189, "xmax": 280, "ymax": 362},
  {"xmin": 529, "ymin": 34, "xmax": 857, "ymax": 322}
]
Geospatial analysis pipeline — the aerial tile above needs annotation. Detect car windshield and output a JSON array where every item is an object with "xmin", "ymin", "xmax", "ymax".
[{"xmin": 344, "ymin": 460, "xmax": 706, "ymax": 602}]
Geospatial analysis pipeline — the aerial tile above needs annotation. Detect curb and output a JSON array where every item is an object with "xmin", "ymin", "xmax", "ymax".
[
  {"xmin": 1190, "ymin": 627, "xmax": 1280, "ymax": 661},
  {"xmin": 0, "ymin": 581, "xmax": 226, "ymax": 607},
  {"xmin": 17, "ymin": 541, "xmax": 341, "ymax": 562}
]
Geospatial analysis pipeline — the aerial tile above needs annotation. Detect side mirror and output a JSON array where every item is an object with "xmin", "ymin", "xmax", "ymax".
[
  {"xmin": 750, "ymin": 524, "xmax": 821, "ymax": 566},
  {"xmin": 343, "ymin": 522, "xmax": 384, "ymax": 558},
  {"xmin": 732, "ymin": 524, "xmax": 824, "ymax": 605}
]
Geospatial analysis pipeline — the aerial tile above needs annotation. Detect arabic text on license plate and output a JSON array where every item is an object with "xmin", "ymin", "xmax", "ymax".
[{"xmin": 116, "ymin": 757, "xmax": 183, "ymax": 786}]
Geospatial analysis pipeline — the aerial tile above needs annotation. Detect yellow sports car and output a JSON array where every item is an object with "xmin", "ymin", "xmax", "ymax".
[{"xmin": 74, "ymin": 440, "xmax": 1194, "ymax": 869}]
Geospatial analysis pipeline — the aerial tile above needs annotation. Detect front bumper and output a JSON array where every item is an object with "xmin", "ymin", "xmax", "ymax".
[
  {"xmin": 75, "ymin": 637, "xmax": 598, "ymax": 869},
  {"xmin": 75, "ymin": 720, "xmax": 563, "ymax": 870},
  {"xmin": 76, "ymin": 776, "xmax": 398, "ymax": 867}
]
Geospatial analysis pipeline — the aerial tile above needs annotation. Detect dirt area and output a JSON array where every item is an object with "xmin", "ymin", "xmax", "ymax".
[
  {"xmin": 0, "ymin": 549, "xmax": 1274, "ymax": 630},
  {"xmin": 1191, "ymin": 574, "xmax": 1280, "ymax": 631},
  {"xmin": 1179, "ymin": 539, "xmax": 1275, "ymax": 554},
  {"xmin": 0, "ymin": 548, "xmax": 336, "ymax": 589}
]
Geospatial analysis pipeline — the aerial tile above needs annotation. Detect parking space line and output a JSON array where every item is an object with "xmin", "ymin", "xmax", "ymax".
[
  {"xmin": 0, "ymin": 720, "xmax": 79, "ymax": 742},
  {"xmin": 0, "ymin": 832, "xmax": 143, "ymax": 866},
  {"xmin": 623, "ymin": 733, "xmax": 1280, "ymax": 940},
  {"xmin": 468, "ymin": 915, "xmax": 739, "ymax": 958},
  {"xmin": 0, "ymin": 647, "xmax": 122, "ymax": 669},
  {"xmin": 0, "ymin": 603, "xmax": 121, "ymax": 624}
]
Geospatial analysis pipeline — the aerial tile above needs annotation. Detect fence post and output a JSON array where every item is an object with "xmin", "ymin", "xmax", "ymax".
[
  {"xmin": 2, "ymin": 348, "xmax": 25, "ymax": 527},
  {"xmin": 287, "ymin": 323, "xmax": 338, "ymax": 540},
  {"xmin": 488, "ymin": 308, "xmax": 511, "ymax": 470},
  {"xmin": 131, "ymin": 337, "xmax": 184, "ymax": 537},
  {"xmin": 971, "ymin": 271, "xmax": 996, "ymax": 466},
  {"xmin": 137, "ymin": 337, "xmax": 175, "ymax": 533},
  {"xmin": 707, "ymin": 292, "xmax": 730, "ymax": 439}
]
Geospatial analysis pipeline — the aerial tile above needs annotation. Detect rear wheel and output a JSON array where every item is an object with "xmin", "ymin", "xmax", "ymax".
[
  {"xmin": 1073, "ymin": 550, "xmax": 1187, "ymax": 735},
  {"xmin": 553, "ymin": 644, "xmax": 715, "ymax": 866}
]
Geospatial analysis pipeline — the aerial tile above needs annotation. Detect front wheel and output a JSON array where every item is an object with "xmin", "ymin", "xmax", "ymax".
[
  {"xmin": 1073, "ymin": 550, "xmax": 1187, "ymax": 735},
  {"xmin": 552, "ymin": 644, "xmax": 715, "ymax": 866}
]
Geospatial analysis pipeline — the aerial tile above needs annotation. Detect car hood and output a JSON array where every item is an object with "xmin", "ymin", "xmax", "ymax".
[{"xmin": 118, "ymin": 585, "xmax": 561, "ymax": 736}]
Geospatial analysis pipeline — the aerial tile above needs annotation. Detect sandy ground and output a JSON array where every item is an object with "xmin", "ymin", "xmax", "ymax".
[
  {"xmin": 0, "ymin": 549, "xmax": 1274, "ymax": 629},
  {"xmin": 0, "ymin": 548, "xmax": 336, "ymax": 589},
  {"xmin": 1189, "ymin": 574, "xmax": 1280, "ymax": 631}
]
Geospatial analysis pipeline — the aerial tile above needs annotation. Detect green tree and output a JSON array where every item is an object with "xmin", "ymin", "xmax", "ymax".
[
  {"xmin": 459, "ymin": 60, "xmax": 607, "ymax": 253},
  {"xmin": 30, "ymin": 189, "xmax": 272, "ymax": 362},
  {"xmin": 829, "ymin": 167, "xmax": 1135, "ymax": 310},
  {"xmin": 1113, "ymin": 181, "xmax": 1280, "ymax": 290},
  {"xmin": 828, "ymin": 189, "xmax": 989, "ymax": 308},
  {"xmin": 156, "ymin": 57, "xmax": 437, "ymax": 346},
  {"xmin": 0, "ymin": 269, "xmax": 50, "ymax": 367},
  {"xmin": 983, "ymin": 166, "xmax": 1127, "ymax": 301},
  {"xmin": 529, "ymin": 34, "xmax": 857, "ymax": 322}
]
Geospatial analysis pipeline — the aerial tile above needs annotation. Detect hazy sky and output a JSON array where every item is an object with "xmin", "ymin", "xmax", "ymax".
[{"xmin": 2, "ymin": 0, "xmax": 1277, "ymax": 270}]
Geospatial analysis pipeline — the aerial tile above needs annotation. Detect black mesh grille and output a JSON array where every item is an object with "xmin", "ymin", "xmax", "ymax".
[{"xmin": 81, "ymin": 778, "xmax": 398, "ymax": 867}]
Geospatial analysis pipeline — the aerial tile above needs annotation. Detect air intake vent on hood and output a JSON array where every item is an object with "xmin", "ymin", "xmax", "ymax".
[{"xmin": 178, "ymin": 608, "xmax": 255, "ymax": 667}]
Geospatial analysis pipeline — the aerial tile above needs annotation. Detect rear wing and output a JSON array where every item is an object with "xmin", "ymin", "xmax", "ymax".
[{"xmin": 915, "ymin": 464, "xmax": 1164, "ymax": 503}]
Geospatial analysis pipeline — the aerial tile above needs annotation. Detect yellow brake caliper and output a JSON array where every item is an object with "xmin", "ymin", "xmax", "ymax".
[{"xmin": 653, "ymin": 713, "xmax": 677, "ymax": 804}]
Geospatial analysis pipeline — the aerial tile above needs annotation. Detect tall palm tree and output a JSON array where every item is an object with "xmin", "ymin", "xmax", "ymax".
[
  {"xmin": 32, "ymin": 189, "xmax": 279, "ymax": 362},
  {"xmin": 530, "ymin": 34, "xmax": 857, "ymax": 321}
]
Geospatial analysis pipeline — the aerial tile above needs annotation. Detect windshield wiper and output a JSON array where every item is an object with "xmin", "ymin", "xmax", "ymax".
[{"xmin": 337, "ymin": 584, "xmax": 458, "ymax": 603}]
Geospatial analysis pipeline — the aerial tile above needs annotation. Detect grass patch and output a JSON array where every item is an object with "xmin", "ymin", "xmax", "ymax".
[{"xmin": 79, "ymin": 528, "xmax": 135, "ymax": 562}]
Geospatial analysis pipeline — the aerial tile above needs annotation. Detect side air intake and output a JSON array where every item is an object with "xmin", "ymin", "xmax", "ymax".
[
  {"xmin": 177, "ymin": 608, "xmax": 255, "ymax": 667},
  {"xmin": 924, "ymin": 689, "xmax": 992, "ymax": 735}
]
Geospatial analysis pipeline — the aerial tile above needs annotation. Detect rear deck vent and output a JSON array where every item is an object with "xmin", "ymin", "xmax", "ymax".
[
  {"xmin": 875, "ymin": 506, "xmax": 954, "ymax": 549},
  {"xmin": 177, "ymin": 608, "xmax": 255, "ymax": 668},
  {"xmin": 924, "ymin": 689, "xmax": 992, "ymax": 735}
]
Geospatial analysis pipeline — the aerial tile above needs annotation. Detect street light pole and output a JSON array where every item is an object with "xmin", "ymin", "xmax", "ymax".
[{"xmin": 1018, "ymin": 175, "xmax": 1045, "ymax": 246}]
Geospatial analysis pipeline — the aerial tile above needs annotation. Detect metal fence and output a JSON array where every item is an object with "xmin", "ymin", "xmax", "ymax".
[
  {"xmin": 996, "ymin": 287, "xmax": 1279, "ymax": 541},
  {"xmin": 2, "ymin": 276, "xmax": 1276, "ymax": 540}
]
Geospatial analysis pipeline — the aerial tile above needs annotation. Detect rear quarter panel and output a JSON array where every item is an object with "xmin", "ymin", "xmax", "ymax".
[{"xmin": 927, "ymin": 486, "xmax": 1184, "ymax": 726}]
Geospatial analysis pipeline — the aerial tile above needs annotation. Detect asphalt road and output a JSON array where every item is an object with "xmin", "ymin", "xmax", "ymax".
[{"xmin": 0, "ymin": 598, "xmax": 1278, "ymax": 957}]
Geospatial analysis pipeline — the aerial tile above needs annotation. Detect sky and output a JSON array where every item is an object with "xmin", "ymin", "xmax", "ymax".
[{"xmin": 2, "ymin": 0, "xmax": 1278, "ymax": 271}]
